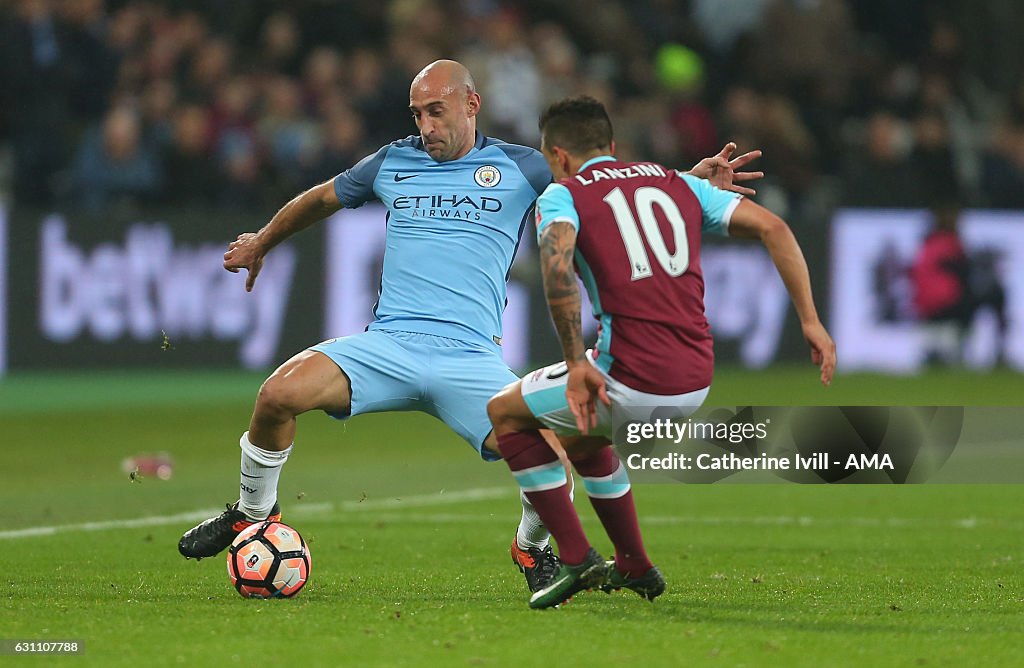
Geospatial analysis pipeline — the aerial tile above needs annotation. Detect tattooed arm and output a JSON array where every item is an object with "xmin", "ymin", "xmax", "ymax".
[
  {"xmin": 539, "ymin": 221, "xmax": 586, "ymax": 366},
  {"xmin": 538, "ymin": 221, "xmax": 610, "ymax": 432}
]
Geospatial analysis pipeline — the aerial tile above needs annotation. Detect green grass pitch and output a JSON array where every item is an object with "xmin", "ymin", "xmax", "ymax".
[{"xmin": 2, "ymin": 367, "xmax": 1022, "ymax": 667}]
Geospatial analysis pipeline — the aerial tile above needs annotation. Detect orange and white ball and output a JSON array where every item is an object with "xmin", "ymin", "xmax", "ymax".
[{"xmin": 226, "ymin": 521, "xmax": 311, "ymax": 599}]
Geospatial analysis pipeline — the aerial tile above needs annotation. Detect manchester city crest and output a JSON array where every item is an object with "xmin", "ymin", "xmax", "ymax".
[{"xmin": 474, "ymin": 165, "xmax": 501, "ymax": 188}]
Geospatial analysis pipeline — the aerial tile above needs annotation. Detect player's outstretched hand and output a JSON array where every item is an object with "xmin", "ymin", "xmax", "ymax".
[
  {"xmin": 802, "ymin": 320, "xmax": 836, "ymax": 387},
  {"xmin": 224, "ymin": 233, "xmax": 265, "ymax": 292},
  {"xmin": 690, "ymin": 142, "xmax": 764, "ymax": 196},
  {"xmin": 566, "ymin": 363, "xmax": 611, "ymax": 435}
]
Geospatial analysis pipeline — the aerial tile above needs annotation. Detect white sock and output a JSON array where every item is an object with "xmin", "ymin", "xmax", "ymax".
[
  {"xmin": 516, "ymin": 472, "xmax": 575, "ymax": 550},
  {"xmin": 238, "ymin": 431, "xmax": 292, "ymax": 521}
]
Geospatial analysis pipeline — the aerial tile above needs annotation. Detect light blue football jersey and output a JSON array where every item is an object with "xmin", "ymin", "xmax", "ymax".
[{"xmin": 333, "ymin": 132, "xmax": 551, "ymax": 349}]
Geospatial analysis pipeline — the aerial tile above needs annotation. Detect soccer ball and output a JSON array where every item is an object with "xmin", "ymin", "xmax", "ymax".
[{"xmin": 226, "ymin": 521, "xmax": 311, "ymax": 599}]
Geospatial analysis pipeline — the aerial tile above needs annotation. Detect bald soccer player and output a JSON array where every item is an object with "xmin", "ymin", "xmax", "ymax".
[{"xmin": 177, "ymin": 60, "xmax": 763, "ymax": 591}]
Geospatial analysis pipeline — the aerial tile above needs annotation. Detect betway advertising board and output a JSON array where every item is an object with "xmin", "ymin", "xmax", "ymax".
[
  {"xmin": 0, "ymin": 203, "xmax": 813, "ymax": 374},
  {"xmin": 4, "ymin": 207, "xmax": 323, "ymax": 370}
]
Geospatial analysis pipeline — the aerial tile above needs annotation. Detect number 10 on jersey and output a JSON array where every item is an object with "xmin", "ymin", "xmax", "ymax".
[{"xmin": 603, "ymin": 186, "xmax": 690, "ymax": 280}]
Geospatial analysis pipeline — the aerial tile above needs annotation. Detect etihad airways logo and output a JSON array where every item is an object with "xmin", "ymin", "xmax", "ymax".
[{"xmin": 393, "ymin": 193, "xmax": 503, "ymax": 221}]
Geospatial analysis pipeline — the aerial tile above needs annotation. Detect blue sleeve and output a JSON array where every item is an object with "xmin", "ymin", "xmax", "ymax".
[
  {"xmin": 495, "ymin": 144, "xmax": 553, "ymax": 197},
  {"xmin": 333, "ymin": 145, "xmax": 389, "ymax": 208},
  {"xmin": 534, "ymin": 183, "xmax": 579, "ymax": 240},
  {"xmin": 680, "ymin": 173, "xmax": 744, "ymax": 236}
]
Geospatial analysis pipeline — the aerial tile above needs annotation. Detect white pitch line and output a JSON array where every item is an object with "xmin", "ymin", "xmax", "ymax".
[
  {"xmin": 5, "ymin": 486, "xmax": 1022, "ymax": 540},
  {"xmin": 0, "ymin": 487, "xmax": 512, "ymax": 541},
  {"xmin": 311, "ymin": 512, "xmax": 1023, "ymax": 530}
]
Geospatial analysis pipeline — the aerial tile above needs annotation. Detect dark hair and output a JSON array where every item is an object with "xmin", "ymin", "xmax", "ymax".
[{"xmin": 538, "ymin": 95, "xmax": 613, "ymax": 155}]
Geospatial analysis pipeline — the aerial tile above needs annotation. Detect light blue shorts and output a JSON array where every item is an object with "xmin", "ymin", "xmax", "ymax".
[{"xmin": 309, "ymin": 329, "xmax": 518, "ymax": 461}]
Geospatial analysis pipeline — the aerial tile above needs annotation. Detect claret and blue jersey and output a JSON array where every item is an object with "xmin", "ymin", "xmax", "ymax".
[
  {"xmin": 332, "ymin": 131, "xmax": 551, "ymax": 350},
  {"xmin": 534, "ymin": 155, "xmax": 743, "ymax": 395}
]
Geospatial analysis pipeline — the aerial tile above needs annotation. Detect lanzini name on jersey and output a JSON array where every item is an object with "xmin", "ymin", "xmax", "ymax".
[{"xmin": 573, "ymin": 163, "xmax": 668, "ymax": 186}]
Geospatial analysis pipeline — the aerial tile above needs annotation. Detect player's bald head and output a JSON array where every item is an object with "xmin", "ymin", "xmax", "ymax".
[
  {"xmin": 408, "ymin": 60, "xmax": 481, "ymax": 162},
  {"xmin": 410, "ymin": 59, "xmax": 476, "ymax": 101}
]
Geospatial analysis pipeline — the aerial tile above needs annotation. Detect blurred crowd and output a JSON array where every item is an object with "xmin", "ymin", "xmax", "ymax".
[{"xmin": 3, "ymin": 0, "xmax": 1024, "ymax": 217}]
